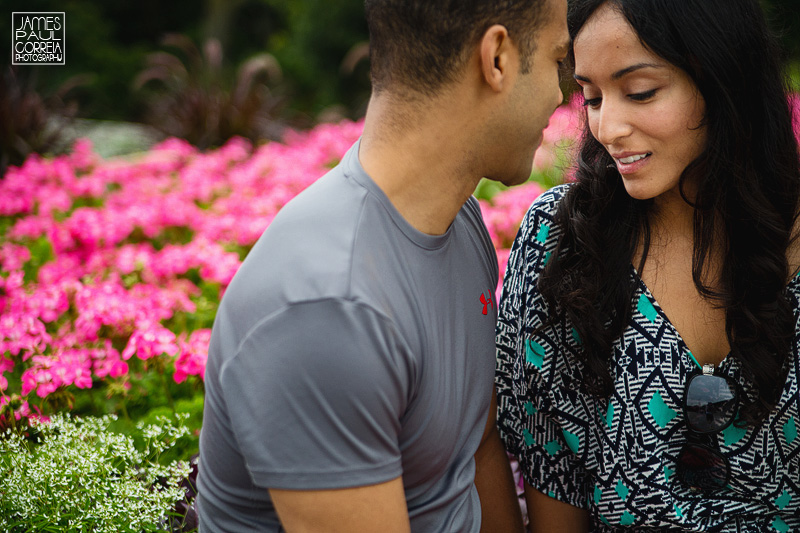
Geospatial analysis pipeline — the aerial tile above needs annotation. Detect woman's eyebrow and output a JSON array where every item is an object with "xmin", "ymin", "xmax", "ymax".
[{"xmin": 574, "ymin": 62, "xmax": 663, "ymax": 83}]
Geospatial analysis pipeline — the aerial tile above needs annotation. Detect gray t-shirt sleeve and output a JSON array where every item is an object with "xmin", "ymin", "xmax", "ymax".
[{"xmin": 219, "ymin": 298, "xmax": 412, "ymax": 490}]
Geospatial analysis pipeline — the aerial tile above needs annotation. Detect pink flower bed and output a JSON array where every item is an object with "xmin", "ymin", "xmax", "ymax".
[{"xmin": 0, "ymin": 97, "xmax": 589, "ymax": 423}]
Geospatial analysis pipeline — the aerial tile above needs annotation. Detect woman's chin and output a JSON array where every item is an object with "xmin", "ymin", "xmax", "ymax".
[{"xmin": 621, "ymin": 184, "xmax": 657, "ymax": 202}]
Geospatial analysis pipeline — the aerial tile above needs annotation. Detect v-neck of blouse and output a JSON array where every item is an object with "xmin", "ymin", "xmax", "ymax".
[{"xmin": 629, "ymin": 264, "xmax": 800, "ymax": 373}]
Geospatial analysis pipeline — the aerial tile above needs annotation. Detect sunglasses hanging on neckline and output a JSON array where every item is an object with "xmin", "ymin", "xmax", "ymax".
[{"xmin": 675, "ymin": 363, "xmax": 739, "ymax": 492}]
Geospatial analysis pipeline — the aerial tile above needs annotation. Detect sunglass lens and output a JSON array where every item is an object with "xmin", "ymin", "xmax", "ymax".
[
  {"xmin": 677, "ymin": 443, "xmax": 728, "ymax": 491},
  {"xmin": 685, "ymin": 374, "xmax": 737, "ymax": 433}
]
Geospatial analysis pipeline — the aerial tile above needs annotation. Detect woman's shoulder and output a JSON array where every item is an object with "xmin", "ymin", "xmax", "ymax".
[
  {"xmin": 515, "ymin": 182, "xmax": 573, "ymax": 241},
  {"xmin": 528, "ymin": 182, "xmax": 573, "ymax": 216}
]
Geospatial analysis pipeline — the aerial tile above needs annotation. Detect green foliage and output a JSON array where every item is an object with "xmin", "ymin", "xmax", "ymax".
[
  {"xmin": 137, "ymin": 395, "xmax": 205, "ymax": 465},
  {"xmin": 134, "ymin": 34, "xmax": 286, "ymax": 148},
  {"xmin": 0, "ymin": 0, "xmax": 206, "ymax": 122},
  {"xmin": 0, "ymin": 414, "xmax": 192, "ymax": 532},
  {"xmin": 474, "ymin": 167, "xmax": 568, "ymax": 202},
  {"xmin": 23, "ymin": 236, "xmax": 55, "ymax": 283},
  {"xmin": 263, "ymin": 0, "xmax": 370, "ymax": 119},
  {"xmin": 788, "ymin": 63, "xmax": 800, "ymax": 91},
  {"xmin": 1, "ymin": 0, "xmax": 797, "ymax": 130},
  {"xmin": 0, "ymin": 67, "xmax": 81, "ymax": 175},
  {"xmin": 66, "ymin": 353, "xmax": 206, "ymax": 462}
]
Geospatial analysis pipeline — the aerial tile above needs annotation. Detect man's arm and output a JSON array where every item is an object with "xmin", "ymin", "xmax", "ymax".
[
  {"xmin": 474, "ymin": 390, "xmax": 525, "ymax": 532},
  {"xmin": 525, "ymin": 482, "xmax": 589, "ymax": 533},
  {"xmin": 270, "ymin": 477, "xmax": 411, "ymax": 533}
]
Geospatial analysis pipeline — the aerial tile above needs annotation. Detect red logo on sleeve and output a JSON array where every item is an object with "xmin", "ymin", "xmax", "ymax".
[{"xmin": 480, "ymin": 292, "xmax": 494, "ymax": 315}]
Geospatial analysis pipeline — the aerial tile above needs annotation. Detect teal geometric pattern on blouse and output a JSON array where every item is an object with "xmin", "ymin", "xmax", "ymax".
[
  {"xmin": 543, "ymin": 439, "xmax": 562, "ymax": 456},
  {"xmin": 620, "ymin": 511, "xmax": 635, "ymax": 526},
  {"xmin": 523, "ymin": 428, "xmax": 535, "ymax": 447},
  {"xmin": 775, "ymin": 490, "xmax": 792, "ymax": 510},
  {"xmin": 562, "ymin": 429, "xmax": 580, "ymax": 453},
  {"xmin": 648, "ymin": 390, "xmax": 677, "ymax": 428},
  {"xmin": 495, "ymin": 185, "xmax": 800, "ymax": 532},
  {"xmin": 525, "ymin": 339, "xmax": 544, "ymax": 369},
  {"xmin": 772, "ymin": 516, "xmax": 789, "ymax": 532},
  {"xmin": 571, "ymin": 327, "xmax": 582, "ymax": 345},
  {"xmin": 615, "ymin": 479, "xmax": 629, "ymax": 500},
  {"xmin": 784, "ymin": 417, "xmax": 797, "ymax": 445},
  {"xmin": 536, "ymin": 223, "xmax": 549, "ymax": 243},
  {"xmin": 637, "ymin": 293, "xmax": 658, "ymax": 322},
  {"xmin": 722, "ymin": 420, "xmax": 747, "ymax": 446}
]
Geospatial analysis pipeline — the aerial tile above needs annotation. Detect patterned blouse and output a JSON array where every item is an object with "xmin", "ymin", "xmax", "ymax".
[{"xmin": 496, "ymin": 184, "xmax": 800, "ymax": 532}]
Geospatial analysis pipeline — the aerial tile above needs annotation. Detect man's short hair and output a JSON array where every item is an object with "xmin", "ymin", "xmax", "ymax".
[{"xmin": 365, "ymin": 0, "xmax": 551, "ymax": 97}]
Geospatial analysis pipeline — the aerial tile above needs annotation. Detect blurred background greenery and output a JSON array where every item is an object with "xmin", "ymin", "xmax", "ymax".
[{"xmin": 1, "ymin": 0, "xmax": 799, "ymax": 168}]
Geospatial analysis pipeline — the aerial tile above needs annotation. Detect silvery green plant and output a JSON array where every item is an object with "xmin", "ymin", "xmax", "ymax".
[{"xmin": 0, "ymin": 413, "xmax": 192, "ymax": 532}]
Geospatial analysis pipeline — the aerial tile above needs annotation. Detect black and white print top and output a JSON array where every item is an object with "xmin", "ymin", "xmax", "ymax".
[{"xmin": 496, "ymin": 184, "xmax": 800, "ymax": 532}]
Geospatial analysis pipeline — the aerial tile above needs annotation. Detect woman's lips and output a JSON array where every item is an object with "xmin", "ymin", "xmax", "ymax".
[{"xmin": 613, "ymin": 152, "xmax": 652, "ymax": 174}]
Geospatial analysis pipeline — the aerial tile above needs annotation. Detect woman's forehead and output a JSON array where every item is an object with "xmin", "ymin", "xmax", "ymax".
[{"xmin": 573, "ymin": 4, "xmax": 666, "ymax": 80}]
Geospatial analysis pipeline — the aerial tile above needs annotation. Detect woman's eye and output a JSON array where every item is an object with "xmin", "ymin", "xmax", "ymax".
[
  {"xmin": 582, "ymin": 96, "xmax": 601, "ymax": 108},
  {"xmin": 629, "ymin": 89, "xmax": 658, "ymax": 101}
]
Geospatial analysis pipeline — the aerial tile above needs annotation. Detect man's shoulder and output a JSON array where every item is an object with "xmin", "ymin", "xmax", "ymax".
[
  {"xmin": 218, "ymin": 159, "xmax": 380, "ymax": 328},
  {"xmin": 271, "ymin": 160, "xmax": 368, "ymax": 234}
]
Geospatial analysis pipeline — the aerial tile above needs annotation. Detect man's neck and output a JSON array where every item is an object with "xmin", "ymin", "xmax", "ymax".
[{"xmin": 358, "ymin": 92, "xmax": 484, "ymax": 236}]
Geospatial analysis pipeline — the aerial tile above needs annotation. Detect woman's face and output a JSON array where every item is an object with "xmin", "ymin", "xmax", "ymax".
[{"xmin": 573, "ymin": 2, "xmax": 707, "ymax": 204}]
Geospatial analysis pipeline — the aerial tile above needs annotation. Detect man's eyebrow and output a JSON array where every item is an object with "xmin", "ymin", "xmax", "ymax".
[
  {"xmin": 574, "ymin": 62, "xmax": 663, "ymax": 83},
  {"xmin": 554, "ymin": 39, "xmax": 571, "ymax": 55}
]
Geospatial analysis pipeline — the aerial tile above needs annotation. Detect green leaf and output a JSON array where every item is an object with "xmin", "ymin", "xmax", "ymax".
[{"xmin": 22, "ymin": 236, "xmax": 55, "ymax": 283}]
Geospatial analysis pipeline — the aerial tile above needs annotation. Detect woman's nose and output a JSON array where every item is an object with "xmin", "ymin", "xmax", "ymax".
[{"xmin": 593, "ymin": 99, "xmax": 634, "ymax": 146}]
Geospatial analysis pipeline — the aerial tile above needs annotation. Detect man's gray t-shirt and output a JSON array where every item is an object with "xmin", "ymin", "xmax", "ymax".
[{"xmin": 197, "ymin": 141, "xmax": 499, "ymax": 532}]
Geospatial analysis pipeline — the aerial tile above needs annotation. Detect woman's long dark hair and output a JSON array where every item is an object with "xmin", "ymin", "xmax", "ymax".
[{"xmin": 540, "ymin": 0, "xmax": 800, "ymax": 426}]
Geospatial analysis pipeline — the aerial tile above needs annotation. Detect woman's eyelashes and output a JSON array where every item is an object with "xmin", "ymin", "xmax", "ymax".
[
  {"xmin": 582, "ymin": 96, "xmax": 601, "ymax": 108},
  {"xmin": 628, "ymin": 88, "xmax": 658, "ymax": 101},
  {"xmin": 581, "ymin": 88, "xmax": 659, "ymax": 108}
]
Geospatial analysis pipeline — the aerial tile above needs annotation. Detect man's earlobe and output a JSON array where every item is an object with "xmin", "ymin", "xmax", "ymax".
[{"xmin": 480, "ymin": 24, "xmax": 512, "ymax": 92}]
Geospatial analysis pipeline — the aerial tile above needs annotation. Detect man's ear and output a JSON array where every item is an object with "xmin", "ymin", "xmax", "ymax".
[{"xmin": 479, "ymin": 24, "xmax": 514, "ymax": 92}]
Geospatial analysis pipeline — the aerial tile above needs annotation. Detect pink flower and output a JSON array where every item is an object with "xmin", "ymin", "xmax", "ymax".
[
  {"xmin": 68, "ymin": 138, "xmax": 99, "ymax": 171},
  {"xmin": 122, "ymin": 324, "xmax": 179, "ymax": 361},
  {"xmin": 0, "ymin": 271, "xmax": 24, "ymax": 315},
  {"xmin": 790, "ymin": 93, "xmax": 800, "ymax": 146},
  {"xmin": 8, "ymin": 398, "xmax": 30, "ymax": 420},
  {"xmin": 20, "ymin": 350, "xmax": 94, "ymax": 397},
  {"xmin": 0, "ymin": 243, "xmax": 31, "ymax": 272},
  {"xmin": 174, "ymin": 329, "xmax": 211, "ymax": 383},
  {"xmin": 1, "ymin": 355, "xmax": 15, "ymax": 372},
  {"xmin": 532, "ymin": 97, "xmax": 584, "ymax": 172},
  {"xmin": 0, "ymin": 313, "xmax": 51, "ymax": 358},
  {"xmin": 24, "ymin": 282, "xmax": 71, "ymax": 323},
  {"xmin": 481, "ymin": 182, "xmax": 546, "ymax": 249},
  {"xmin": 21, "ymin": 365, "xmax": 56, "ymax": 397},
  {"xmin": 0, "ymin": 355, "xmax": 12, "ymax": 391},
  {"xmin": 496, "ymin": 248, "xmax": 512, "ymax": 301}
]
